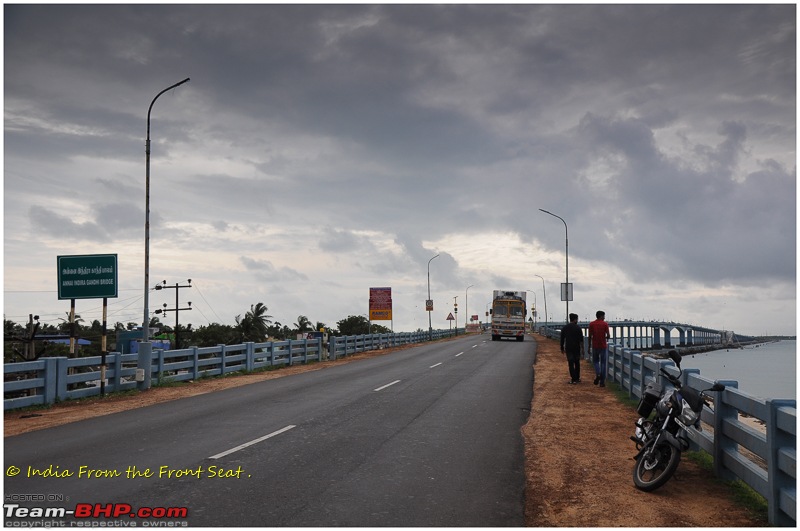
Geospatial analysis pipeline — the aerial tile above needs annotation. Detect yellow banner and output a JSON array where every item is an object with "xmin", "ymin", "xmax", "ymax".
[{"xmin": 370, "ymin": 309, "xmax": 392, "ymax": 321}]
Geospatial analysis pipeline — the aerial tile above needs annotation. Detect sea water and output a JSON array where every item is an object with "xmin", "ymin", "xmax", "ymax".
[{"xmin": 682, "ymin": 340, "xmax": 797, "ymax": 400}]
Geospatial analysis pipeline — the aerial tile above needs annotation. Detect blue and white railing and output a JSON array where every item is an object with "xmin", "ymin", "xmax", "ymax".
[
  {"xmin": 608, "ymin": 343, "xmax": 796, "ymax": 527},
  {"xmin": 4, "ymin": 328, "xmax": 466, "ymax": 411}
]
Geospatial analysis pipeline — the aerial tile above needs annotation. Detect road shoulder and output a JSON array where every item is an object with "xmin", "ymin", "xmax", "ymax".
[{"xmin": 521, "ymin": 335, "xmax": 766, "ymax": 527}]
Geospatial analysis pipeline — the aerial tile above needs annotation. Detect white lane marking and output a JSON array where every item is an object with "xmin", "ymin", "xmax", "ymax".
[
  {"xmin": 374, "ymin": 380, "xmax": 401, "ymax": 392},
  {"xmin": 472, "ymin": 344, "xmax": 478, "ymax": 348},
  {"xmin": 430, "ymin": 362, "xmax": 443, "ymax": 368},
  {"xmin": 209, "ymin": 425, "xmax": 296, "ymax": 460},
  {"xmin": 455, "ymin": 352, "xmax": 464, "ymax": 357}
]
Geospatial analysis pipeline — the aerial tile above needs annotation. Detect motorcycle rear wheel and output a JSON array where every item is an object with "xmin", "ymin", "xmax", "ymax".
[{"xmin": 633, "ymin": 442, "xmax": 681, "ymax": 491}]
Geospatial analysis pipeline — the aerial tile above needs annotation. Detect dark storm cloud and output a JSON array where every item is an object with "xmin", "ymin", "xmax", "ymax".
[
  {"xmin": 4, "ymin": 4, "xmax": 795, "ymax": 333},
  {"xmin": 570, "ymin": 112, "xmax": 795, "ymax": 283}
]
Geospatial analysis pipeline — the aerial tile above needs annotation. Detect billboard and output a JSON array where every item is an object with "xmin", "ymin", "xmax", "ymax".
[{"xmin": 369, "ymin": 287, "xmax": 392, "ymax": 321}]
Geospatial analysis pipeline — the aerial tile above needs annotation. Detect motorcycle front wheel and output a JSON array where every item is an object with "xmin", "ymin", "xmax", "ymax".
[{"xmin": 632, "ymin": 442, "xmax": 681, "ymax": 491}]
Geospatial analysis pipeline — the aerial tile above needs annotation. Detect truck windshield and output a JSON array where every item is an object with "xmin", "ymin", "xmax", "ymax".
[
  {"xmin": 509, "ymin": 304, "xmax": 524, "ymax": 317},
  {"xmin": 493, "ymin": 305, "xmax": 508, "ymax": 317}
]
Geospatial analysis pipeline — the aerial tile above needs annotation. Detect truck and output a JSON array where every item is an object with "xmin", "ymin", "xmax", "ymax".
[{"xmin": 490, "ymin": 290, "xmax": 527, "ymax": 341}]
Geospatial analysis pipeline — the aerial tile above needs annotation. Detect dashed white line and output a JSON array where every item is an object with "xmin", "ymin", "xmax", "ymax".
[
  {"xmin": 374, "ymin": 379, "xmax": 401, "ymax": 392},
  {"xmin": 209, "ymin": 425, "xmax": 296, "ymax": 460},
  {"xmin": 430, "ymin": 362, "xmax": 443, "ymax": 368},
  {"xmin": 472, "ymin": 344, "xmax": 478, "ymax": 348},
  {"xmin": 455, "ymin": 352, "xmax": 464, "ymax": 357}
]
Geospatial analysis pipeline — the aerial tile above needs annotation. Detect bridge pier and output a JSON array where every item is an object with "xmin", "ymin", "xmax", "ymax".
[{"xmin": 572, "ymin": 320, "xmax": 731, "ymax": 351}]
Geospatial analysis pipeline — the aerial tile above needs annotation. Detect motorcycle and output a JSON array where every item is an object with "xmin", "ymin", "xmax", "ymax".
[{"xmin": 630, "ymin": 350, "xmax": 725, "ymax": 491}]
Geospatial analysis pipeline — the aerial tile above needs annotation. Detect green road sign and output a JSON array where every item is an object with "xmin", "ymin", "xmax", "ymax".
[{"xmin": 57, "ymin": 254, "xmax": 118, "ymax": 300}]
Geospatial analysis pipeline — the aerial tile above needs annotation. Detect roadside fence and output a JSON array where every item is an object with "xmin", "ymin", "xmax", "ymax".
[{"xmin": 4, "ymin": 328, "xmax": 466, "ymax": 411}]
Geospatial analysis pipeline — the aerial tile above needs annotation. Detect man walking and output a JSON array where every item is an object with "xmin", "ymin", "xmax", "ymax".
[
  {"xmin": 588, "ymin": 310, "xmax": 611, "ymax": 387},
  {"xmin": 560, "ymin": 313, "xmax": 583, "ymax": 384}
]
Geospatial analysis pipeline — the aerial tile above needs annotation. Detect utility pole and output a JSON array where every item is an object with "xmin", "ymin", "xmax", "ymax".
[
  {"xmin": 453, "ymin": 296, "xmax": 458, "ymax": 336},
  {"xmin": 427, "ymin": 254, "xmax": 439, "ymax": 341},
  {"xmin": 154, "ymin": 279, "xmax": 192, "ymax": 349}
]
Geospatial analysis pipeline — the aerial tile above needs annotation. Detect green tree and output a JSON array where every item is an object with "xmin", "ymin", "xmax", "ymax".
[
  {"xmin": 266, "ymin": 322, "xmax": 284, "ymax": 340},
  {"xmin": 191, "ymin": 322, "xmax": 239, "ymax": 347},
  {"xmin": 236, "ymin": 303, "xmax": 273, "ymax": 342},
  {"xmin": 336, "ymin": 315, "xmax": 370, "ymax": 336},
  {"xmin": 58, "ymin": 312, "xmax": 84, "ymax": 333},
  {"xmin": 371, "ymin": 323, "xmax": 392, "ymax": 334},
  {"xmin": 294, "ymin": 315, "xmax": 313, "ymax": 333}
]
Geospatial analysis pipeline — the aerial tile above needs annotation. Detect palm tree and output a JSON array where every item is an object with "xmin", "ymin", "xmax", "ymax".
[
  {"xmin": 236, "ymin": 303, "xmax": 273, "ymax": 342},
  {"xmin": 58, "ymin": 312, "xmax": 84, "ymax": 333},
  {"xmin": 294, "ymin": 315, "xmax": 312, "ymax": 333}
]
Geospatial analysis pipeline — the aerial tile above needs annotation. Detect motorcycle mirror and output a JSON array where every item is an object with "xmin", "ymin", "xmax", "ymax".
[
  {"xmin": 668, "ymin": 349, "xmax": 682, "ymax": 368},
  {"xmin": 711, "ymin": 383, "xmax": 726, "ymax": 392}
]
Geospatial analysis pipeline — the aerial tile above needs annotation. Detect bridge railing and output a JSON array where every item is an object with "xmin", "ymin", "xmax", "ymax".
[
  {"xmin": 4, "ymin": 328, "xmax": 466, "ymax": 410},
  {"xmin": 328, "ymin": 329, "xmax": 463, "ymax": 360},
  {"xmin": 608, "ymin": 344, "xmax": 796, "ymax": 527}
]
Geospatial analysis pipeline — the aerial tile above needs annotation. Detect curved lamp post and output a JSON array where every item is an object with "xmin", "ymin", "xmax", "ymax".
[
  {"xmin": 539, "ymin": 209, "xmax": 569, "ymax": 323},
  {"xmin": 535, "ymin": 274, "xmax": 548, "ymax": 327},
  {"xmin": 527, "ymin": 289, "xmax": 537, "ymax": 330},
  {"xmin": 465, "ymin": 284, "xmax": 474, "ymax": 330},
  {"xmin": 427, "ymin": 254, "xmax": 439, "ymax": 340},
  {"xmin": 143, "ymin": 78, "xmax": 190, "ymax": 343}
]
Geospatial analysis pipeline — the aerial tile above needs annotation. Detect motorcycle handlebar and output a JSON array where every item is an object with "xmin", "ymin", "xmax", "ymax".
[{"xmin": 659, "ymin": 367, "xmax": 681, "ymax": 386}]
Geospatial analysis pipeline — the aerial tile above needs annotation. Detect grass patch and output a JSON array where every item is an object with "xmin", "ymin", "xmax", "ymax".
[
  {"xmin": 153, "ymin": 374, "xmax": 182, "ymax": 388},
  {"xmin": 607, "ymin": 381, "xmax": 640, "ymax": 409},
  {"xmin": 686, "ymin": 451, "xmax": 768, "ymax": 524}
]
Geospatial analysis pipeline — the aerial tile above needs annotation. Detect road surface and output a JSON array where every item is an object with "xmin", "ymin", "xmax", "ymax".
[{"xmin": 4, "ymin": 335, "xmax": 536, "ymax": 526}]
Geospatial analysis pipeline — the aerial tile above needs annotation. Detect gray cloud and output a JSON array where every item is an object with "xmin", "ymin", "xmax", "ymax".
[{"xmin": 4, "ymin": 4, "xmax": 794, "ymax": 334}]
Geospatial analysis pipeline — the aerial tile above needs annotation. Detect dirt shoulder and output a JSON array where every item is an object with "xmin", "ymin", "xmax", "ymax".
[
  {"xmin": 5, "ymin": 336, "xmax": 765, "ymax": 526},
  {"xmin": 522, "ymin": 336, "xmax": 765, "ymax": 527}
]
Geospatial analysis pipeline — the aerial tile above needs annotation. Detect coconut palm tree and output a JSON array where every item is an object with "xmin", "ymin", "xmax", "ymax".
[
  {"xmin": 236, "ymin": 303, "xmax": 273, "ymax": 342},
  {"xmin": 58, "ymin": 312, "xmax": 84, "ymax": 333},
  {"xmin": 294, "ymin": 315, "xmax": 313, "ymax": 333}
]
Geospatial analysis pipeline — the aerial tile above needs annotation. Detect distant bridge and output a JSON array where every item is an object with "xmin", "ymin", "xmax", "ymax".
[{"xmin": 538, "ymin": 319, "xmax": 752, "ymax": 350}]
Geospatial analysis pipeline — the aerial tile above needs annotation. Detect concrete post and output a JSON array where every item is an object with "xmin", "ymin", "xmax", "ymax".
[{"xmin": 137, "ymin": 342, "xmax": 152, "ymax": 391}]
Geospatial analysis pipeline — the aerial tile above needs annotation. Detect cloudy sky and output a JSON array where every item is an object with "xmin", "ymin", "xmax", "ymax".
[{"xmin": 4, "ymin": 4, "xmax": 796, "ymax": 338}]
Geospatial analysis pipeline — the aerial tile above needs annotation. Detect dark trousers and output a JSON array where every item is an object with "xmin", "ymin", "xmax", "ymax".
[{"xmin": 567, "ymin": 354, "xmax": 581, "ymax": 382}]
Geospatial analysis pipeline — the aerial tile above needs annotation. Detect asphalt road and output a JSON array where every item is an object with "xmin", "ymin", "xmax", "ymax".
[{"xmin": 4, "ymin": 334, "xmax": 536, "ymax": 527}]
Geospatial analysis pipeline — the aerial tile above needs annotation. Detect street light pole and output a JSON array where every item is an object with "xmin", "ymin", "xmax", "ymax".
[
  {"xmin": 539, "ymin": 209, "xmax": 569, "ymax": 323},
  {"xmin": 527, "ymin": 289, "xmax": 537, "ymax": 330},
  {"xmin": 535, "ymin": 274, "xmax": 548, "ymax": 327},
  {"xmin": 143, "ymin": 77, "xmax": 190, "ymax": 344},
  {"xmin": 465, "ymin": 284, "xmax": 474, "ymax": 331},
  {"xmin": 427, "ymin": 254, "xmax": 439, "ymax": 340}
]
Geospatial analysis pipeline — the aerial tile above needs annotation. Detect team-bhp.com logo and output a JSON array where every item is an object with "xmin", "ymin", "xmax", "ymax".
[{"xmin": 5, "ymin": 502, "xmax": 188, "ymax": 519}]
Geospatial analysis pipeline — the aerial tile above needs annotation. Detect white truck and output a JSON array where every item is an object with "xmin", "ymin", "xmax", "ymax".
[{"xmin": 490, "ymin": 290, "xmax": 527, "ymax": 341}]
